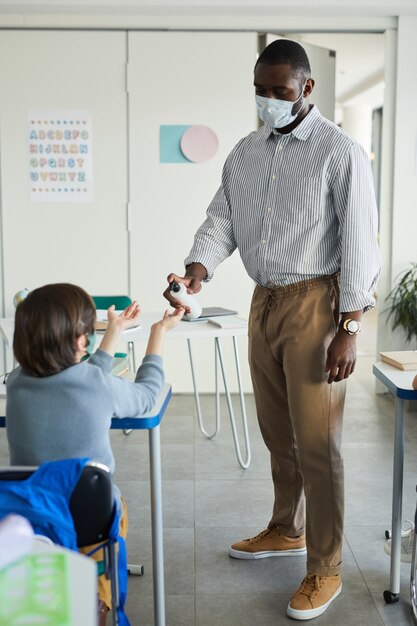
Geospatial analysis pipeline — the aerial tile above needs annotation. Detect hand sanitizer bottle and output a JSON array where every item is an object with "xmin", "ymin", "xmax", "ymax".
[{"xmin": 170, "ymin": 282, "xmax": 202, "ymax": 320}]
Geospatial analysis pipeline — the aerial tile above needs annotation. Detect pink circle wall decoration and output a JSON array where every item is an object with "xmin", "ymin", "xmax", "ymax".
[{"xmin": 180, "ymin": 125, "xmax": 219, "ymax": 163}]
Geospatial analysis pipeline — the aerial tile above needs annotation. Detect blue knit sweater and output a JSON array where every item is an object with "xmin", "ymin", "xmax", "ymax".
[{"xmin": 5, "ymin": 349, "xmax": 164, "ymax": 514}]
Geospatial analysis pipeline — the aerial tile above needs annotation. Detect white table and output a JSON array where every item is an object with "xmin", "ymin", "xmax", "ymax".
[
  {"xmin": 1, "ymin": 313, "xmax": 252, "ymax": 469},
  {"xmin": 372, "ymin": 361, "xmax": 417, "ymax": 605}
]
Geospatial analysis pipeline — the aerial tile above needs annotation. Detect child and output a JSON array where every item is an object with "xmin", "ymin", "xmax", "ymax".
[{"xmin": 6, "ymin": 282, "xmax": 184, "ymax": 623}]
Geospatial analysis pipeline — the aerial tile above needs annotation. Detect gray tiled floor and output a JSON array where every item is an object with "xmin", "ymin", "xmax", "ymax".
[
  {"xmin": 2, "ymin": 309, "xmax": 417, "ymax": 625},
  {"xmin": 109, "ymin": 308, "xmax": 417, "ymax": 625}
]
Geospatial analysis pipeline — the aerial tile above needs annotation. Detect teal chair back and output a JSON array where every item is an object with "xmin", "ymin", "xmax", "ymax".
[
  {"xmin": 92, "ymin": 295, "xmax": 133, "ymax": 360},
  {"xmin": 92, "ymin": 295, "xmax": 132, "ymax": 310}
]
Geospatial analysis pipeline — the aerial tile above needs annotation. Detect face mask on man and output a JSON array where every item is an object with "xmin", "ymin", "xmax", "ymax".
[{"xmin": 255, "ymin": 85, "xmax": 305, "ymax": 129}]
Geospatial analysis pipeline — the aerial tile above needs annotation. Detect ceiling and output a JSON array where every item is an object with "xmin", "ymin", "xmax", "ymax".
[
  {"xmin": 0, "ymin": 4, "xmax": 388, "ymax": 119},
  {"xmin": 0, "ymin": 1, "xmax": 415, "ymax": 16}
]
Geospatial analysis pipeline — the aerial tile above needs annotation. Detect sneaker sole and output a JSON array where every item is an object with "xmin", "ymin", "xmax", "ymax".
[
  {"xmin": 286, "ymin": 583, "xmax": 342, "ymax": 620},
  {"xmin": 228, "ymin": 546, "xmax": 307, "ymax": 560}
]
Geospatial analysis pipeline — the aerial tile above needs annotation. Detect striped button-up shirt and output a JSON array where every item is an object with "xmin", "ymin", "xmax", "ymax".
[{"xmin": 185, "ymin": 106, "xmax": 381, "ymax": 312}]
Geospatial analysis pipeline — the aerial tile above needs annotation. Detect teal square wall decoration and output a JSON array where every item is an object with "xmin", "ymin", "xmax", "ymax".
[{"xmin": 159, "ymin": 125, "xmax": 191, "ymax": 163}]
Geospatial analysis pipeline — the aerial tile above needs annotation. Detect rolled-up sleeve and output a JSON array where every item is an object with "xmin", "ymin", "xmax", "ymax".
[
  {"xmin": 185, "ymin": 160, "xmax": 237, "ymax": 281},
  {"xmin": 333, "ymin": 143, "xmax": 381, "ymax": 312}
]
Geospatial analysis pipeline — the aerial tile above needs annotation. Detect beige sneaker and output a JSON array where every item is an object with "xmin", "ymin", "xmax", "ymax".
[
  {"xmin": 287, "ymin": 574, "xmax": 342, "ymax": 620},
  {"xmin": 229, "ymin": 527, "xmax": 307, "ymax": 560}
]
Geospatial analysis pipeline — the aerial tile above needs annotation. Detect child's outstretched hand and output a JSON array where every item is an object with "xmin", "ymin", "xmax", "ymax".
[
  {"xmin": 146, "ymin": 307, "xmax": 185, "ymax": 357},
  {"xmin": 153, "ymin": 307, "xmax": 185, "ymax": 332},
  {"xmin": 107, "ymin": 300, "xmax": 141, "ymax": 332}
]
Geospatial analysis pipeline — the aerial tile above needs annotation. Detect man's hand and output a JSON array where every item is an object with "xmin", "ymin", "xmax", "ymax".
[
  {"xmin": 325, "ymin": 331, "xmax": 357, "ymax": 384},
  {"xmin": 163, "ymin": 263, "xmax": 207, "ymax": 309}
]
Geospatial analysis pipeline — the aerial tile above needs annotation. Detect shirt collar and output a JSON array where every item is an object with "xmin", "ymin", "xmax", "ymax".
[{"xmin": 262, "ymin": 105, "xmax": 321, "ymax": 141}]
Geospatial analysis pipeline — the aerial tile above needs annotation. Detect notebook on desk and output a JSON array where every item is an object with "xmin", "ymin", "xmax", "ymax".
[
  {"xmin": 95, "ymin": 309, "xmax": 141, "ymax": 333},
  {"xmin": 183, "ymin": 307, "xmax": 238, "ymax": 322},
  {"xmin": 208, "ymin": 316, "xmax": 248, "ymax": 329}
]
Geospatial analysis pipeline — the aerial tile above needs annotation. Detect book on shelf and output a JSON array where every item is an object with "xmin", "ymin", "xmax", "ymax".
[
  {"xmin": 379, "ymin": 350, "xmax": 417, "ymax": 371},
  {"xmin": 111, "ymin": 356, "xmax": 129, "ymax": 377},
  {"xmin": 207, "ymin": 316, "xmax": 248, "ymax": 329}
]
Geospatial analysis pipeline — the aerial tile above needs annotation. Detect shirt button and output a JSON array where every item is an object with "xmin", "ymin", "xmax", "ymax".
[
  {"xmin": 261, "ymin": 239, "xmax": 266, "ymax": 244},
  {"xmin": 267, "ymin": 207, "xmax": 272, "ymax": 212},
  {"xmin": 272, "ymin": 175, "xmax": 276, "ymax": 180},
  {"xmin": 278, "ymin": 145, "xmax": 283, "ymax": 151}
]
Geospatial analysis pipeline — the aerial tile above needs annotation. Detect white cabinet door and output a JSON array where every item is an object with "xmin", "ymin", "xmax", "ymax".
[
  {"xmin": 128, "ymin": 31, "xmax": 258, "ymax": 392},
  {"xmin": 0, "ymin": 30, "xmax": 129, "ymax": 317}
]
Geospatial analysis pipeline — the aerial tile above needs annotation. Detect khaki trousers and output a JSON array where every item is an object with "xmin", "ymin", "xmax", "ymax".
[{"xmin": 248, "ymin": 275, "xmax": 346, "ymax": 576}]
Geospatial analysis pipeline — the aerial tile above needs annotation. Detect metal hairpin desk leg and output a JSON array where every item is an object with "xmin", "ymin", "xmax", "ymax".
[
  {"xmin": 187, "ymin": 337, "xmax": 251, "ymax": 469},
  {"xmin": 187, "ymin": 338, "xmax": 220, "ymax": 439}
]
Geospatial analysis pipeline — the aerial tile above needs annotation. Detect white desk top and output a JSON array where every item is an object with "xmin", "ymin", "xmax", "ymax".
[
  {"xmin": 100, "ymin": 312, "xmax": 248, "ymax": 342},
  {"xmin": 373, "ymin": 360, "xmax": 417, "ymax": 399},
  {"xmin": 0, "ymin": 312, "xmax": 248, "ymax": 349}
]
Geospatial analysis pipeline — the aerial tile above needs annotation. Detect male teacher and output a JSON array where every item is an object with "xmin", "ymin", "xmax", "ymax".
[{"xmin": 164, "ymin": 39, "xmax": 381, "ymax": 620}]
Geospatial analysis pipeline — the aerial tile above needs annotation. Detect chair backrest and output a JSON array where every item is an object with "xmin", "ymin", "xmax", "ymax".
[
  {"xmin": 69, "ymin": 462, "xmax": 114, "ymax": 548},
  {"xmin": 0, "ymin": 461, "xmax": 114, "ymax": 549},
  {"xmin": 92, "ymin": 296, "xmax": 132, "ymax": 310}
]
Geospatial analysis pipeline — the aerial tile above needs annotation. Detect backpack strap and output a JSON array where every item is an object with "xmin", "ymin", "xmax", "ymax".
[{"xmin": 108, "ymin": 504, "xmax": 131, "ymax": 626}]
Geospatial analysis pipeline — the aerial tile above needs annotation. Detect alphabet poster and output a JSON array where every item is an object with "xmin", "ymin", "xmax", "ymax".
[{"xmin": 28, "ymin": 111, "xmax": 93, "ymax": 202}]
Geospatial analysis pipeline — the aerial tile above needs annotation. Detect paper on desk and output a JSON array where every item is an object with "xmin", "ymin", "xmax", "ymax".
[
  {"xmin": 207, "ymin": 316, "xmax": 248, "ymax": 329},
  {"xmin": 95, "ymin": 309, "xmax": 141, "ymax": 333}
]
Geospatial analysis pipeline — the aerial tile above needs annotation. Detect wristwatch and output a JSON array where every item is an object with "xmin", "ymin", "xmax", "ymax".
[{"xmin": 339, "ymin": 318, "xmax": 361, "ymax": 336}]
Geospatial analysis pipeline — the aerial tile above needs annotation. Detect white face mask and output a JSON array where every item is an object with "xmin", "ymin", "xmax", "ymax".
[{"xmin": 255, "ymin": 86, "xmax": 305, "ymax": 129}]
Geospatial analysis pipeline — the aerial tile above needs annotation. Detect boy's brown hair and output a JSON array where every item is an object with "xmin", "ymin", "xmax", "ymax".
[{"xmin": 13, "ymin": 283, "xmax": 96, "ymax": 377}]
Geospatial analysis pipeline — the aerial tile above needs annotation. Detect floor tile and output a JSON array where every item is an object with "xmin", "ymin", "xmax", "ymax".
[
  {"xmin": 195, "ymin": 480, "xmax": 273, "ymax": 527},
  {"xmin": 196, "ymin": 591, "xmax": 384, "ymax": 626}
]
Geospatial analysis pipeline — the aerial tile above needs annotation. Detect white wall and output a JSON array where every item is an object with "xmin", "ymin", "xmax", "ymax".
[
  {"xmin": 0, "ymin": 30, "xmax": 129, "ymax": 309},
  {"xmin": 390, "ymin": 16, "xmax": 417, "ymax": 282},
  {"xmin": 0, "ymin": 30, "xmax": 130, "ymax": 374},
  {"xmin": 375, "ymin": 18, "xmax": 417, "ymax": 357},
  {"xmin": 342, "ymin": 106, "xmax": 373, "ymax": 154}
]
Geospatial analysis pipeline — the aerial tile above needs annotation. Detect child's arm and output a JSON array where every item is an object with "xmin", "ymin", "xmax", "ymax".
[
  {"xmin": 99, "ymin": 302, "xmax": 185, "ymax": 358},
  {"xmin": 102, "ymin": 307, "xmax": 186, "ymax": 418},
  {"xmin": 413, "ymin": 374, "xmax": 417, "ymax": 390}
]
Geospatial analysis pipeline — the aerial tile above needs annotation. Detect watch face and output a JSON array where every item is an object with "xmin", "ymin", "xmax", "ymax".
[{"xmin": 346, "ymin": 320, "xmax": 360, "ymax": 333}]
